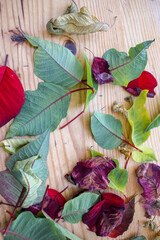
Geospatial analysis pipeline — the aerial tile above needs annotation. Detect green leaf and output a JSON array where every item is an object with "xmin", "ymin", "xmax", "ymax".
[
  {"xmin": 4, "ymin": 212, "xmax": 66, "ymax": 240},
  {"xmin": 62, "ymin": 192, "xmax": 100, "ymax": 223},
  {"xmin": 43, "ymin": 212, "xmax": 82, "ymax": 240},
  {"xmin": 84, "ymin": 53, "xmax": 98, "ymax": 111},
  {"xmin": 103, "ymin": 40, "xmax": 154, "ymax": 86},
  {"xmin": 145, "ymin": 113, "xmax": 160, "ymax": 132},
  {"xmin": 127, "ymin": 237, "xmax": 147, "ymax": 240},
  {"xmin": 132, "ymin": 146, "xmax": 156, "ymax": 162},
  {"xmin": 0, "ymin": 138, "xmax": 33, "ymax": 154},
  {"xmin": 91, "ymin": 111, "xmax": 123, "ymax": 149},
  {"xmin": 128, "ymin": 90, "xmax": 151, "ymax": 147},
  {"xmin": 24, "ymin": 34, "xmax": 83, "ymax": 88},
  {"xmin": 90, "ymin": 148, "xmax": 104, "ymax": 158},
  {"xmin": 6, "ymin": 82, "xmax": 70, "ymax": 137},
  {"xmin": 6, "ymin": 129, "xmax": 50, "ymax": 204},
  {"xmin": 108, "ymin": 168, "xmax": 128, "ymax": 194},
  {"xmin": 11, "ymin": 156, "xmax": 42, "ymax": 208}
]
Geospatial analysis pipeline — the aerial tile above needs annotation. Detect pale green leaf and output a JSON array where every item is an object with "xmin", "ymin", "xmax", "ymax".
[
  {"xmin": 128, "ymin": 90, "xmax": 151, "ymax": 147},
  {"xmin": 132, "ymin": 146, "xmax": 156, "ymax": 162},
  {"xmin": 0, "ymin": 138, "xmax": 33, "ymax": 154},
  {"xmin": 103, "ymin": 40, "xmax": 154, "ymax": 86},
  {"xmin": 84, "ymin": 53, "xmax": 98, "ymax": 111},
  {"xmin": 91, "ymin": 111, "xmax": 123, "ymax": 149},
  {"xmin": 6, "ymin": 82, "xmax": 70, "ymax": 137},
  {"xmin": 6, "ymin": 129, "xmax": 50, "ymax": 204},
  {"xmin": 46, "ymin": 6, "xmax": 109, "ymax": 35},
  {"xmin": 62, "ymin": 192, "xmax": 100, "ymax": 223},
  {"xmin": 43, "ymin": 212, "xmax": 82, "ymax": 240},
  {"xmin": 90, "ymin": 148, "xmax": 104, "ymax": 158},
  {"xmin": 108, "ymin": 168, "xmax": 128, "ymax": 194},
  {"xmin": 145, "ymin": 114, "xmax": 160, "ymax": 132},
  {"xmin": 4, "ymin": 212, "xmax": 66, "ymax": 240},
  {"xmin": 24, "ymin": 34, "xmax": 83, "ymax": 88}
]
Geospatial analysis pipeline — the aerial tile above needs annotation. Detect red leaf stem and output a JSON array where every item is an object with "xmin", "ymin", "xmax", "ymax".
[
  {"xmin": 41, "ymin": 185, "xmax": 49, "ymax": 211},
  {"xmin": 6, "ymin": 211, "xmax": 16, "ymax": 219},
  {"xmin": 54, "ymin": 186, "xmax": 68, "ymax": 200},
  {"xmin": 60, "ymin": 110, "xmax": 84, "ymax": 130},
  {"xmin": 125, "ymin": 153, "xmax": 132, "ymax": 169},
  {"xmin": 0, "ymin": 230, "xmax": 30, "ymax": 240},
  {"xmin": 123, "ymin": 194, "xmax": 134, "ymax": 209},
  {"xmin": 5, "ymin": 55, "xmax": 9, "ymax": 67},
  {"xmin": 0, "ymin": 202, "xmax": 16, "ymax": 207}
]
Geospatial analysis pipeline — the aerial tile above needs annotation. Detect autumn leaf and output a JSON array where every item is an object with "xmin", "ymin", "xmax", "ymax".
[
  {"xmin": 103, "ymin": 40, "xmax": 154, "ymax": 86},
  {"xmin": 0, "ymin": 56, "xmax": 25, "ymax": 128},
  {"xmin": 46, "ymin": 6, "xmax": 109, "ymax": 35}
]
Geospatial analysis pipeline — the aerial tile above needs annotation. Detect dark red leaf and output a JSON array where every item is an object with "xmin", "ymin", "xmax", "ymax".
[
  {"xmin": 123, "ymin": 71, "xmax": 157, "ymax": 98},
  {"xmin": 83, "ymin": 193, "xmax": 125, "ymax": 237},
  {"xmin": 92, "ymin": 57, "xmax": 114, "ymax": 85},
  {"xmin": 66, "ymin": 157, "xmax": 117, "ymax": 191},
  {"xmin": 108, "ymin": 197, "xmax": 135, "ymax": 238},
  {"xmin": 136, "ymin": 163, "xmax": 160, "ymax": 217},
  {"xmin": 0, "ymin": 65, "xmax": 25, "ymax": 127},
  {"xmin": 24, "ymin": 188, "xmax": 66, "ymax": 219}
]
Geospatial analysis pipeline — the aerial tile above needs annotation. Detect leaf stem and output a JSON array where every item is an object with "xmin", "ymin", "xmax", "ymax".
[
  {"xmin": 0, "ymin": 230, "xmax": 30, "ymax": 240},
  {"xmin": 60, "ymin": 110, "xmax": 84, "ymax": 130},
  {"xmin": 0, "ymin": 202, "xmax": 16, "ymax": 207},
  {"xmin": 5, "ymin": 55, "xmax": 9, "ymax": 67},
  {"xmin": 123, "ymin": 194, "xmax": 134, "ymax": 209},
  {"xmin": 123, "ymin": 139, "xmax": 142, "ymax": 152},
  {"xmin": 41, "ymin": 185, "xmax": 49, "ymax": 211},
  {"xmin": 124, "ymin": 153, "xmax": 132, "ymax": 169},
  {"xmin": 55, "ymin": 186, "xmax": 68, "ymax": 200},
  {"xmin": 4, "ymin": 187, "xmax": 25, "ymax": 236}
]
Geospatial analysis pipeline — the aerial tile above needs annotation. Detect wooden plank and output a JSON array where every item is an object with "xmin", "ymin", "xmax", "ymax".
[{"xmin": 0, "ymin": 0, "xmax": 160, "ymax": 239}]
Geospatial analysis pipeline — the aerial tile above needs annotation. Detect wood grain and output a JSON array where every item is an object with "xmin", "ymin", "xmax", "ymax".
[{"xmin": 0, "ymin": 0, "xmax": 160, "ymax": 239}]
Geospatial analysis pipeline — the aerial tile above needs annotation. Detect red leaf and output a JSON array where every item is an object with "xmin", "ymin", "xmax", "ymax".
[
  {"xmin": 123, "ymin": 71, "xmax": 157, "ymax": 97},
  {"xmin": 0, "ymin": 65, "xmax": 25, "ymax": 127}
]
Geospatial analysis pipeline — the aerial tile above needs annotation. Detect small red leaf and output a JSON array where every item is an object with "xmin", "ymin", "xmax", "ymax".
[
  {"xmin": 123, "ymin": 71, "xmax": 157, "ymax": 97},
  {"xmin": 0, "ymin": 65, "xmax": 25, "ymax": 127}
]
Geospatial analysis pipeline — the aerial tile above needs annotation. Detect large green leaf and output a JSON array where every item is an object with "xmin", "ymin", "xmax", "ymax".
[
  {"xmin": 62, "ymin": 192, "xmax": 100, "ymax": 224},
  {"xmin": 91, "ymin": 111, "xmax": 123, "ymax": 149},
  {"xmin": 6, "ymin": 129, "xmax": 50, "ymax": 204},
  {"xmin": 128, "ymin": 90, "xmax": 151, "ymax": 147},
  {"xmin": 145, "ymin": 113, "xmax": 160, "ymax": 132},
  {"xmin": 108, "ymin": 168, "xmax": 128, "ymax": 194},
  {"xmin": 6, "ymin": 82, "xmax": 70, "ymax": 137},
  {"xmin": 132, "ymin": 146, "xmax": 156, "ymax": 162},
  {"xmin": 103, "ymin": 40, "xmax": 154, "ymax": 86},
  {"xmin": 24, "ymin": 34, "xmax": 84, "ymax": 88},
  {"xmin": 43, "ymin": 212, "xmax": 82, "ymax": 240},
  {"xmin": 84, "ymin": 53, "xmax": 98, "ymax": 111},
  {"xmin": 0, "ymin": 138, "xmax": 33, "ymax": 154},
  {"xmin": 4, "ymin": 212, "xmax": 66, "ymax": 240}
]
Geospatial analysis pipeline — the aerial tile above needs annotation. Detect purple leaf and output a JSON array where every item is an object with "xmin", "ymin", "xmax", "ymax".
[
  {"xmin": 66, "ymin": 157, "xmax": 117, "ymax": 191},
  {"xmin": 136, "ymin": 163, "xmax": 160, "ymax": 217},
  {"xmin": 92, "ymin": 57, "xmax": 114, "ymax": 85}
]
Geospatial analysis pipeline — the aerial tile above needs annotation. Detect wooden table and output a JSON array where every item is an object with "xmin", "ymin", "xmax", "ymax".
[{"xmin": 0, "ymin": 0, "xmax": 160, "ymax": 239}]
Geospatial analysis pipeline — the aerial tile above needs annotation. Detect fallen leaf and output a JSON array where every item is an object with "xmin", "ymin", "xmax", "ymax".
[
  {"xmin": 132, "ymin": 146, "xmax": 156, "ymax": 162},
  {"xmin": 103, "ymin": 40, "xmax": 154, "ymax": 86},
  {"xmin": 46, "ymin": 6, "xmax": 109, "ymax": 35},
  {"xmin": 92, "ymin": 57, "xmax": 114, "ymax": 85},
  {"xmin": 123, "ymin": 71, "xmax": 157, "ymax": 97},
  {"xmin": 145, "ymin": 113, "xmax": 160, "ymax": 132}
]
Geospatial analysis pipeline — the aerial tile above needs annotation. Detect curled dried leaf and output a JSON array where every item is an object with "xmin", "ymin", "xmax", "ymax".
[
  {"xmin": 112, "ymin": 101, "xmax": 128, "ymax": 119},
  {"xmin": 46, "ymin": 6, "xmax": 110, "ymax": 35}
]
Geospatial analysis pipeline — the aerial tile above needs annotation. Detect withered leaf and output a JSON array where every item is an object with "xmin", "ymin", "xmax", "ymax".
[
  {"xmin": 46, "ymin": 6, "xmax": 109, "ymax": 35},
  {"xmin": 64, "ymin": 0, "xmax": 78, "ymax": 14}
]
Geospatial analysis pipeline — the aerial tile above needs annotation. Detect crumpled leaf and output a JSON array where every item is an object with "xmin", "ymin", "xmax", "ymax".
[
  {"xmin": 82, "ymin": 193, "xmax": 126, "ymax": 237},
  {"xmin": 46, "ymin": 6, "xmax": 109, "ymax": 35},
  {"xmin": 25, "ymin": 188, "xmax": 66, "ymax": 219},
  {"xmin": 4, "ymin": 212, "xmax": 66, "ymax": 240},
  {"xmin": 145, "ymin": 113, "xmax": 160, "ymax": 132},
  {"xmin": 123, "ymin": 71, "xmax": 157, "ymax": 97},
  {"xmin": 64, "ymin": 1, "xmax": 78, "ymax": 14},
  {"xmin": 128, "ymin": 90, "xmax": 151, "ymax": 147},
  {"xmin": 108, "ymin": 167, "xmax": 128, "ymax": 194},
  {"xmin": 62, "ymin": 192, "xmax": 100, "ymax": 223},
  {"xmin": 91, "ymin": 110, "xmax": 123, "ymax": 149},
  {"xmin": 136, "ymin": 163, "xmax": 160, "ymax": 217},
  {"xmin": 65, "ymin": 156, "xmax": 116, "ymax": 191},
  {"xmin": 24, "ymin": 34, "xmax": 84, "ymax": 88},
  {"xmin": 0, "ymin": 64, "xmax": 25, "ymax": 128},
  {"xmin": 6, "ymin": 129, "xmax": 50, "ymax": 204},
  {"xmin": 132, "ymin": 146, "xmax": 156, "ymax": 162},
  {"xmin": 0, "ymin": 138, "xmax": 33, "ymax": 154},
  {"xmin": 108, "ymin": 197, "xmax": 135, "ymax": 238},
  {"xmin": 103, "ymin": 40, "xmax": 154, "ymax": 86},
  {"xmin": 92, "ymin": 57, "xmax": 114, "ymax": 84},
  {"xmin": 84, "ymin": 53, "xmax": 98, "ymax": 111},
  {"xmin": 6, "ymin": 82, "xmax": 70, "ymax": 137}
]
